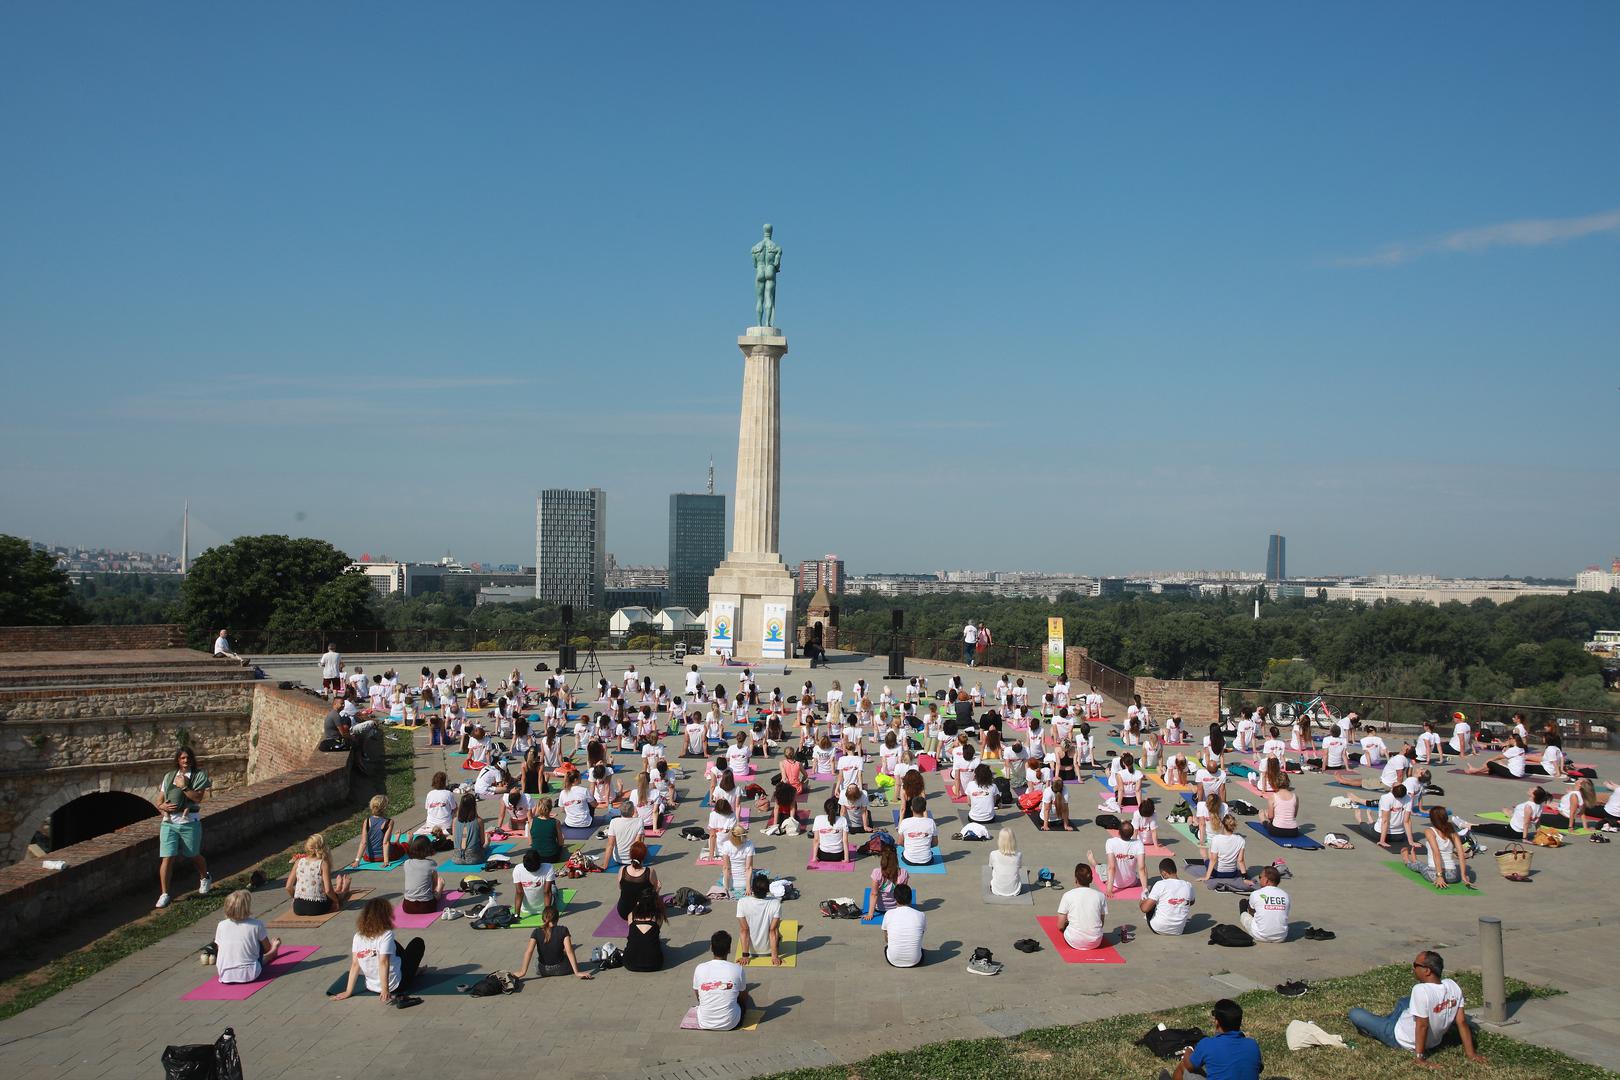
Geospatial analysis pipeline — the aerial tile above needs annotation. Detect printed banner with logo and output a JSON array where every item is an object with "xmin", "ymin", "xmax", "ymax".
[
  {"xmin": 709, "ymin": 601, "xmax": 736, "ymax": 655},
  {"xmin": 1046, "ymin": 617, "xmax": 1065, "ymax": 677},
  {"xmin": 761, "ymin": 602, "xmax": 789, "ymax": 659}
]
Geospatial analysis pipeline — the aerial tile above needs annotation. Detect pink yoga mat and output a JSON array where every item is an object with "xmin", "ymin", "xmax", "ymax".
[
  {"xmin": 1034, "ymin": 916, "xmax": 1126, "ymax": 964},
  {"xmin": 183, "ymin": 945, "xmax": 320, "ymax": 1000},
  {"xmin": 1108, "ymin": 830, "xmax": 1171, "ymax": 858},
  {"xmin": 391, "ymin": 891, "xmax": 465, "ymax": 929},
  {"xmin": 807, "ymin": 857, "xmax": 855, "ymax": 871}
]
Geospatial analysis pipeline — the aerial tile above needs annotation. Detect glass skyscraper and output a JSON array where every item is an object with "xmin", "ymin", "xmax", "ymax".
[
  {"xmin": 1266, "ymin": 534, "xmax": 1287, "ymax": 582},
  {"xmin": 668, "ymin": 493, "xmax": 725, "ymax": 611},
  {"xmin": 536, "ymin": 488, "xmax": 606, "ymax": 609}
]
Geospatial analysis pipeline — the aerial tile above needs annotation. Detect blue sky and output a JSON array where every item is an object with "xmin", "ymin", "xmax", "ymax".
[{"xmin": 2, "ymin": 2, "xmax": 1616, "ymax": 578}]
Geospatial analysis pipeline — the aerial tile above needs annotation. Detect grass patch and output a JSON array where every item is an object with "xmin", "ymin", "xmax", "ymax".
[
  {"xmin": 761, "ymin": 964, "xmax": 1605, "ymax": 1080},
  {"xmin": 0, "ymin": 742, "xmax": 415, "ymax": 1022}
]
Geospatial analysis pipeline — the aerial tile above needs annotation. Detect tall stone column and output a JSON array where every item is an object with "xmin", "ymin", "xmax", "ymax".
[{"xmin": 706, "ymin": 327, "xmax": 796, "ymax": 663}]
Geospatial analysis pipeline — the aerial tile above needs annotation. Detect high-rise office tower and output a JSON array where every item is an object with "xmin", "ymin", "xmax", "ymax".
[
  {"xmin": 536, "ymin": 488, "xmax": 607, "ymax": 609},
  {"xmin": 1266, "ymin": 534, "xmax": 1287, "ymax": 582},
  {"xmin": 668, "ymin": 492, "xmax": 726, "ymax": 611}
]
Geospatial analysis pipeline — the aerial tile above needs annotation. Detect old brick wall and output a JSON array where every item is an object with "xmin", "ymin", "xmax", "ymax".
[
  {"xmin": 0, "ymin": 681, "xmax": 254, "ymax": 722},
  {"xmin": 0, "ymin": 759, "xmax": 350, "ymax": 945},
  {"xmin": 0, "ymin": 624, "xmax": 187, "ymax": 651},
  {"xmin": 247, "ymin": 685, "xmax": 331, "ymax": 783},
  {"xmin": 1135, "ymin": 677, "xmax": 1223, "ymax": 726}
]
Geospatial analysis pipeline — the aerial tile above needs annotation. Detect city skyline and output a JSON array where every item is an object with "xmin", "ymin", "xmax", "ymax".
[{"xmin": 2, "ymin": 6, "xmax": 1616, "ymax": 577}]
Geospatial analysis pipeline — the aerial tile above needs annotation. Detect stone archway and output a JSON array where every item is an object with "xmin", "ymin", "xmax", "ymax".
[{"xmin": 4, "ymin": 769, "xmax": 166, "ymax": 866}]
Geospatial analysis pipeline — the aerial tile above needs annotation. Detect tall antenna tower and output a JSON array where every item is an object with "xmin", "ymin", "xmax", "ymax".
[
  {"xmin": 181, "ymin": 500, "xmax": 189, "ymax": 574},
  {"xmin": 707, "ymin": 456, "xmax": 715, "ymax": 496}
]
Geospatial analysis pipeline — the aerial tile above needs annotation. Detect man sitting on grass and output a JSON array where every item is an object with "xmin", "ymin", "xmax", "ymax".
[
  {"xmin": 1164, "ymin": 998, "xmax": 1261, "ymax": 1080},
  {"xmin": 1348, "ymin": 949, "xmax": 1486, "ymax": 1066}
]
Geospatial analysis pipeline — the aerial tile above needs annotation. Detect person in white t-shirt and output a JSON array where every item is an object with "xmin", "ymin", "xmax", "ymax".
[
  {"xmin": 1355, "ymin": 783, "xmax": 1415, "ymax": 848},
  {"xmin": 1348, "ymin": 950, "xmax": 1484, "ymax": 1064},
  {"xmin": 1448, "ymin": 714, "xmax": 1474, "ymax": 756},
  {"xmin": 897, "ymin": 797, "xmax": 938, "ymax": 867},
  {"xmin": 691, "ymin": 931, "xmax": 753, "ymax": 1029},
  {"xmin": 1530, "ymin": 736, "xmax": 1566, "ymax": 780},
  {"xmin": 420, "ymin": 773, "xmax": 456, "ymax": 838},
  {"xmin": 1358, "ymin": 731, "xmax": 1388, "ymax": 767},
  {"xmin": 811, "ymin": 797, "xmax": 851, "ymax": 863},
  {"xmin": 962, "ymin": 622, "xmax": 979, "ymax": 666},
  {"xmin": 319, "ymin": 644, "xmax": 343, "ymax": 695},
  {"xmin": 1472, "ymin": 787, "xmax": 1549, "ymax": 842},
  {"xmin": 1320, "ymin": 726, "xmax": 1349, "ymax": 770},
  {"xmin": 881, "ymin": 882, "xmax": 926, "ymax": 967},
  {"xmin": 1462, "ymin": 734, "xmax": 1529, "ymax": 779},
  {"xmin": 1234, "ymin": 709, "xmax": 1258, "ymax": 753},
  {"xmin": 558, "ymin": 779, "xmax": 593, "ymax": 830},
  {"xmin": 1238, "ymin": 867, "xmax": 1290, "ymax": 943},
  {"xmin": 330, "ymin": 897, "xmax": 427, "ymax": 1007},
  {"xmin": 213, "ymin": 890, "xmax": 280, "ymax": 983},
  {"xmin": 1055, "ymin": 862, "xmax": 1111, "ymax": 950},
  {"xmin": 512, "ymin": 850, "xmax": 556, "ymax": 916},
  {"xmin": 1416, "ymin": 721, "xmax": 1446, "ymax": 766},
  {"xmin": 1138, "ymin": 859, "xmax": 1195, "ymax": 935},
  {"xmin": 735, "ymin": 874, "xmax": 784, "ymax": 965},
  {"xmin": 1091, "ymin": 823, "xmax": 1145, "ymax": 895},
  {"xmin": 1381, "ymin": 748, "xmax": 1413, "ymax": 789}
]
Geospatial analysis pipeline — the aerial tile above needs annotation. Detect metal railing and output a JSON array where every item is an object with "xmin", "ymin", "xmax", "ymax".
[
  {"xmin": 221, "ymin": 628, "xmax": 703, "ymax": 656},
  {"xmin": 1221, "ymin": 686, "xmax": 1616, "ymax": 747}
]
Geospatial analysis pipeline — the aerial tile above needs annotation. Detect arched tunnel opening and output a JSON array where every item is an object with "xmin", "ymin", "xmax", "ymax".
[{"xmin": 41, "ymin": 790, "xmax": 160, "ymax": 851}]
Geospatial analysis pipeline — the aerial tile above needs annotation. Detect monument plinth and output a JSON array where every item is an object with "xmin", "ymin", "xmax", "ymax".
[{"xmin": 707, "ymin": 327, "xmax": 795, "ymax": 662}]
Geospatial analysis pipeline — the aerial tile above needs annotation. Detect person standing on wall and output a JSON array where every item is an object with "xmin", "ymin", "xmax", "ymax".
[
  {"xmin": 319, "ymin": 643, "xmax": 343, "ymax": 696},
  {"xmin": 155, "ymin": 746, "xmax": 212, "ymax": 908}
]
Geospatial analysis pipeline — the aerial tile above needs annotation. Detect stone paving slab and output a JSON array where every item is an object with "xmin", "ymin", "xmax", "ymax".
[{"xmin": 2, "ymin": 652, "xmax": 1618, "ymax": 1078}]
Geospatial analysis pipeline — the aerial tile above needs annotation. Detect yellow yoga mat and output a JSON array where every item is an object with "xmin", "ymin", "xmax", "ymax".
[{"xmin": 737, "ymin": 918, "xmax": 798, "ymax": 967}]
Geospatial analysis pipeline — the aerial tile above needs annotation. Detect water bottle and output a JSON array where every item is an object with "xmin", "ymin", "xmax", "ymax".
[{"xmin": 42, "ymin": 859, "xmax": 67, "ymax": 871}]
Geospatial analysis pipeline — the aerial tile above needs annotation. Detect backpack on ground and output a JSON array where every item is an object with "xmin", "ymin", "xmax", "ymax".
[
  {"xmin": 470, "ymin": 904, "xmax": 514, "ymax": 929},
  {"xmin": 591, "ymin": 943, "xmax": 624, "ymax": 970},
  {"xmin": 679, "ymin": 825, "xmax": 708, "ymax": 841},
  {"xmin": 462, "ymin": 973, "xmax": 505, "ymax": 996},
  {"xmin": 1137, "ymin": 1025, "xmax": 1206, "ymax": 1058},
  {"xmin": 672, "ymin": 886, "xmax": 706, "ymax": 909},
  {"xmin": 993, "ymin": 776, "xmax": 1013, "ymax": 803},
  {"xmin": 1209, "ymin": 923, "xmax": 1254, "ymax": 947},
  {"xmin": 1094, "ymin": 813, "xmax": 1122, "ymax": 830},
  {"xmin": 1229, "ymin": 799, "xmax": 1259, "ymax": 816}
]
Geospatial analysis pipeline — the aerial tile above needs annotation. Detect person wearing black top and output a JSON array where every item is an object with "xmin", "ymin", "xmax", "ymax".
[
  {"xmin": 623, "ymin": 890, "xmax": 666, "ymax": 972},
  {"xmin": 517, "ymin": 905, "xmax": 592, "ymax": 980}
]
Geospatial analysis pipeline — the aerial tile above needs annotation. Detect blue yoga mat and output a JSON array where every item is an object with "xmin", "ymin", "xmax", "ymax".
[
  {"xmin": 859, "ymin": 886, "xmax": 922, "ymax": 925},
  {"xmin": 896, "ymin": 847, "xmax": 946, "ymax": 875},
  {"xmin": 1244, "ymin": 822, "xmax": 1323, "ymax": 850},
  {"xmin": 605, "ymin": 843, "xmax": 661, "ymax": 871},
  {"xmin": 438, "ymin": 842, "xmax": 514, "ymax": 875}
]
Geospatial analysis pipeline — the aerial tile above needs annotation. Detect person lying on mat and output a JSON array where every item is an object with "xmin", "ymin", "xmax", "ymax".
[
  {"xmin": 330, "ymin": 898, "xmax": 426, "ymax": 1008},
  {"xmin": 1237, "ymin": 866, "xmax": 1289, "ymax": 942},
  {"xmin": 1403, "ymin": 807, "xmax": 1477, "ymax": 889},
  {"xmin": 1139, "ymin": 859, "xmax": 1195, "ymax": 936},
  {"xmin": 1056, "ymin": 863, "xmax": 1111, "ymax": 950},
  {"xmin": 1202, "ymin": 815, "xmax": 1247, "ymax": 882},
  {"xmin": 736, "ymin": 872, "xmax": 784, "ymax": 966},
  {"xmin": 1351, "ymin": 783, "xmax": 1414, "ymax": 848},
  {"xmin": 1470, "ymin": 787, "xmax": 1549, "ymax": 842},
  {"xmin": 693, "ymin": 930, "xmax": 753, "ymax": 1027},
  {"xmin": 517, "ymin": 904, "xmax": 591, "ymax": 980},
  {"xmin": 1460, "ymin": 733, "xmax": 1531, "ymax": 779},
  {"xmin": 213, "ymin": 890, "xmax": 280, "ymax": 984}
]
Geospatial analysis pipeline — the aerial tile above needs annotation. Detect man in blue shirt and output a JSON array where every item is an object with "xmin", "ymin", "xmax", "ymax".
[{"xmin": 1169, "ymin": 999, "xmax": 1262, "ymax": 1080}]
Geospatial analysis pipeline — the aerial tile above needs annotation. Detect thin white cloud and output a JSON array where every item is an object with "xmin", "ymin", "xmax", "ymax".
[{"xmin": 1336, "ymin": 207, "xmax": 1620, "ymax": 267}]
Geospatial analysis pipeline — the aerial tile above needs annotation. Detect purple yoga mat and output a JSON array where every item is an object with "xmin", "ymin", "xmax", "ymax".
[
  {"xmin": 391, "ymin": 890, "xmax": 465, "ymax": 929},
  {"xmin": 592, "ymin": 894, "xmax": 673, "ymax": 937},
  {"xmin": 182, "ymin": 945, "xmax": 320, "ymax": 1000}
]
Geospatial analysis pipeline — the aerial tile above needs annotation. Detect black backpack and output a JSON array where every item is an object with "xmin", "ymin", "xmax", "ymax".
[
  {"xmin": 1137, "ymin": 1025, "xmax": 1206, "ymax": 1058},
  {"xmin": 1209, "ymin": 923, "xmax": 1255, "ymax": 947},
  {"xmin": 1094, "ymin": 813, "xmax": 1123, "ymax": 830}
]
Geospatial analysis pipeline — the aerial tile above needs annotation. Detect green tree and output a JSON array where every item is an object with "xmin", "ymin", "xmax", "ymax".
[
  {"xmin": 179, "ymin": 535, "xmax": 367, "ymax": 648},
  {"xmin": 0, "ymin": 534, "xmax": 84, "ymax": 625}
]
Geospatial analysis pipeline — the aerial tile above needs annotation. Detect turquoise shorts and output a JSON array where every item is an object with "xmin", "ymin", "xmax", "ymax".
[{"xmin": 159, "ymin": 818, "xmax": 202, "ymax": 858}]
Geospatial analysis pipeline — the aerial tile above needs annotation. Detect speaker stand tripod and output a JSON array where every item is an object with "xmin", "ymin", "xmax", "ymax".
[{"xmin": 569, "ymin": 641, "xmax": 603, "ymax": 694}]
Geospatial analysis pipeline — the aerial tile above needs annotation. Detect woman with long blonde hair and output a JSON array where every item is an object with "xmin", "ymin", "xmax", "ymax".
[{"xmin": 286, "ymin": 832, "xmax": 352, "ymax": 915}]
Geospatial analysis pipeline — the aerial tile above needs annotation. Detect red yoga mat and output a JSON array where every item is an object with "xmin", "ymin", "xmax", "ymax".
[
  {"xmin": 1034, "ymin": 915, "xmax": 1126, "ymax": 964},
  {"xmin": 182, "ymin": 945, "xmax": 320, "ymax": 1000}
]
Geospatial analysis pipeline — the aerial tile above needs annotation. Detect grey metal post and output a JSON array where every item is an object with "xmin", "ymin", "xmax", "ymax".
[{"xmin": 1480, "ymin": 915, "xmax": 1507, "ymax": 1023}]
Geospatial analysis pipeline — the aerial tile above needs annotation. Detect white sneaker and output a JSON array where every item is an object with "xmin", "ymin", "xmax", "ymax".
[
  {"xmin": 155, "ymin": 893, "xmax": 171, "ymax": 908},
  {"xmin": 198, "ymin": 876, "xmax": 212, "ymax": 895}
]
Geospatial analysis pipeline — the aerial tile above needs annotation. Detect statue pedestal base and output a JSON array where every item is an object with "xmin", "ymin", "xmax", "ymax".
[{"xmin": 706, "ymin": 554, "xmax": 796, "ymax": 663}]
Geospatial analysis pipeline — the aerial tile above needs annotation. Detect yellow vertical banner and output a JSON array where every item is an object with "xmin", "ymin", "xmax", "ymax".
[{"xmin": 1046, "ymin": 617, "xmax": 1065, "ymax": 677}]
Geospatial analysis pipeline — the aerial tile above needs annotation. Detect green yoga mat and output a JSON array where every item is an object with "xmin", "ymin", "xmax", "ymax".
[
  {"xmin": 1382, "ymin": 860, "xmax": 1480, "ymax": 895},
  {"xmin": 510, "ymin": 888, "xmax": 578, "ymax": 926},
  {"xmin": 1168, "ymin": 820, "xmax": 1202, "ymax": 847}
]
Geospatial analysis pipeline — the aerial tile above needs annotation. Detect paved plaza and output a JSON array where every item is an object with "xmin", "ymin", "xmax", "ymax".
[{"xmin": 1, "ymin": 651, "xmax": 1617, "ymax": 1079}]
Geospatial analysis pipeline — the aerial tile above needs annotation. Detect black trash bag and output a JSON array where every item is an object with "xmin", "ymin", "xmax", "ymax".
[{"xmin": 162, "ymin": 1026, "xmax": 242, "ymax": 1080}]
